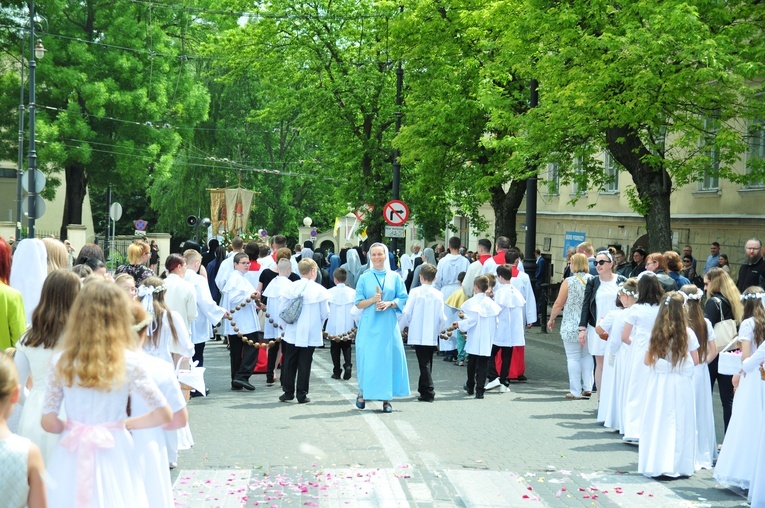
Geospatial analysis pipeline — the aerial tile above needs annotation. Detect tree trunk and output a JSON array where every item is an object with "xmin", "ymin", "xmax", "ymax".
[
  {"xmin": 605, "ymin": 126, "xmax": 672, "ymax": 252},
  {"xmin": 490, "ymin": 179, "xmax": 527, "ymax": 247},
  {"xmin": 59, "ymin": 163, "xmax": 88, "ymax": 241}
]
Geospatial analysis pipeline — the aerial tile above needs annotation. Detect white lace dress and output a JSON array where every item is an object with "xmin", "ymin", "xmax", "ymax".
[
  {"xmin": 43, "ymin": 350, "xmax": 168, "ymax": 508},
  {"xmin": 0, "ymin": 433, "xmax": 31, "ymax": 508},
  {"xmin": 16, "ymin": 344, "xmax": 62, "ymax": 463},
  {"xmin": 132, "ymin": 352, "xmax": 186, "ymax": 508}
]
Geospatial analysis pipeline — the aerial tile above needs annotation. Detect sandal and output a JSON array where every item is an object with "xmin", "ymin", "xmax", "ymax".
[
  {"xmin": 565, "ymin": 393, "xmax": 582, "ymax": 400},
  {"xmin": 382, "ymin": 402, "xmax": 393, "ymax": 413},
  {"xmin": 356, "ymin": 394, "xmax": 365, "ymax": 410}
]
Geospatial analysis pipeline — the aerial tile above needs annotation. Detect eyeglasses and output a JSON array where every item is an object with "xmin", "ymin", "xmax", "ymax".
[
  {"xmin": 683, "ymin": 259, "xmax": 691, "ymax": 263},
  {"xmin": 595, "ymin": 260, "xmax": 611, "ymax": 266}
]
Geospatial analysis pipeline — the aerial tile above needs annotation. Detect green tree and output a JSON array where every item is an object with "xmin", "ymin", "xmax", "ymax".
[
  {"xmin": 147, "ymin": 55, "xmax": 343, "ymax": 241},
  {"xmin": 394, "ymin": 1, "xmax": 531, "ymax": 244},
  {"xmin": 207, "ymin": 0, "xmax": 401, "ymax": 243},
  {"xmin": 0, "ymin": 0, "xmax": 210, "ymax": 239},
  {"xmin": 487, "ymin": 0, "xmax": 765, "ymax": 251}
]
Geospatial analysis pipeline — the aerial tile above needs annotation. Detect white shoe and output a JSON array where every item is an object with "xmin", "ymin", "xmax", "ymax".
[
  {"xmin": 484, "ymin": 378, "xmax": 501, "ymax": 390},
  {"xmin": 498, "ymin": 384, "xmax": 509, "ymax": 393}
]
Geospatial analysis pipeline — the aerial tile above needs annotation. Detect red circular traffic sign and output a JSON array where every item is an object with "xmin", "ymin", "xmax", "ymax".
[
  {"xmin": 354, "ymin": 203, "xmax": 374, "ymax": 221},
  {"xmin": 383, "ymin": 200, "xmax": 409, "ymax": 226}
]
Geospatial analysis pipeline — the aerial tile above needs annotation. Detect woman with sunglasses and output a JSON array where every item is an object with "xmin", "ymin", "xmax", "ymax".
[
  {"xmin": 703, "ymin": 267, "xmax": 742, "ymax": 434},
  {"xmin": 579, "ymin": 250, "xmax": 626, "ymax": 404}
]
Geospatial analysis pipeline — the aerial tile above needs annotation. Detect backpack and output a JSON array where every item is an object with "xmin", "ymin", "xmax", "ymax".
[{"xmin": 279, "ymin": 283, "xmax": 306, "ymax": 324}]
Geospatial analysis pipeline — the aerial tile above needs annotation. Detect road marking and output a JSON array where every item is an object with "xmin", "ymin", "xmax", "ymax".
[
  {"xmin": 446, "ymin": 469, "xmax": 549, "ymax": 506},
  {"xmin": 591, "ymin": 473, "xmax": 715, "ymax": 507},
  {"xmin": 311, "ymin": 356, "xmax": 411, "ymax": 467},
  {"xmin": 172, "ymin": 469, "xmax": 251, "ymax": 507}
]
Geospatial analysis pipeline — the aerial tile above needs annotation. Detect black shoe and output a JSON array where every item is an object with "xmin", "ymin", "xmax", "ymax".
[
  {"xmin": 297, "ymin": 397, "xmax": 310, "ymax": 404},
  {"xmin": 190, "ymin": 388, "xmax": 210, "ymax": 398},
  {"xmin": 464, "ymin": 383, "xmax": 475, "ymax": 396},
  {"xmin": 443, "ymin": 356, "xmax": 454, "ymax": 362},
  {"xmin": 417, "ymin": 396, "xmax": 434, "ymax": 402},
  {"xmin": 343, "ymin": 364, "xmax": 353, "ymax": 380},
  {"xmin": 517, "ymin": 375, "xmax": 528, "ymax": 382},
  {"xmin": 231, "ymin": 384, "xmax": 243, "ymax": 391},
  {"xmin": 475, "ymin": 392, "xmax": 485, "ymax": 399},
  {"xmin": 232, "ymin": 379, "xmax": 256, "ymax": 391},
  {"xmin": 266, "ymin": 379, "xmax": 275, "ymax": 386},
  {"xmin": 331, "ymin": 373, "xmax": 341, "ymax": 380},
  {"xmin": 279, "ymin": 393, "xmax": 294, "ymax": 402}
]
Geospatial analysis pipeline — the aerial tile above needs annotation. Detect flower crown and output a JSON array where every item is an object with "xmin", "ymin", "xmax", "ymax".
[
  {"xmin": 683, "ymin": 290, "xmax": 703, "ymax": 301},
  {"xmin": 741, "ymin": 292, "xmax": 765, "ymax": 302},
  {"xmin": 618, "ymin": 282, "xmax": 638, "ymax": 298},
  {"xmin": 637, "ymin": 270, "xmax": 656, "ymax": 281},
  {"xmin": 665, "ymin": 292, "xmax": 696, "ymax": 306}
]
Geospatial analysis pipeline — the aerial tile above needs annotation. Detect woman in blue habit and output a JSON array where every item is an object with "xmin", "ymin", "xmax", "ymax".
[{"xmin": 354, "ymin": 243, "xmax": 410, "ymax": 413}]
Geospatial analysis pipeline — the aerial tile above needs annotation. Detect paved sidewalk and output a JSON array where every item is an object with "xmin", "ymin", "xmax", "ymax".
[{"xmin": 171, "ymin": 328, "xmax": 747, "ymax": 507}]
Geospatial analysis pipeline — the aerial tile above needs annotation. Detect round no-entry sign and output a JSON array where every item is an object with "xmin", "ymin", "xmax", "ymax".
[
  {"xmin": 383, "ymin": 200, "xmax": 409, "ymax": 226},
  {"xmin": 355, "ymin": 203, "xmax": 374, "ymax": 222}
]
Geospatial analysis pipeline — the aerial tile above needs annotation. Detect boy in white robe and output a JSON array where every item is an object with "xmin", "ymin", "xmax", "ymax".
[
  {"xmin": 278, "ymin": 258, "xmax": 330, "ymax": 404},
  {"xmin": 455, "ymin": 275, "xmax": 501, "ymax": 399},
  {"xmin": 183, "ymin": 250, "xmax": 227, "ymax": 397},
  {"xmin": 485, "ymin": 264, "xmax": 526, "ymax": 393},
  {"xmin": 400, "ymin": 264, "xmax": 446, "ymax": 402},
  {"xmin": 262, "ymin": 259, "xmax": 293, "ymax": 386},
  {"xmin": 222, "ymin": 252, "xmax": 261, "ymax": 391},
  {"xmin": 326, "ymin": 267, "xmax": 357, "ymax": 380}
]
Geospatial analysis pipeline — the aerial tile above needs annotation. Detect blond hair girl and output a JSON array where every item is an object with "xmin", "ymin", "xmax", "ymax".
[{"xmin": 40, "ymin": 281, "xmax": 171, "ymax": 507}]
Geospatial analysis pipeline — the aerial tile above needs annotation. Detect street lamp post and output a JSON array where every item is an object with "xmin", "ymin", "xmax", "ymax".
[
  {"xmin": 27, "ymin": 0, "xmax": 45, "ymax": 238},
  {"xmin": 16, "ymin": 56, "xmax": 25, "ymax": 240}
]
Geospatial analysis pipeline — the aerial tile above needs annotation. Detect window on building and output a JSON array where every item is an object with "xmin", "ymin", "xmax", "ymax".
[
  {"xmin": 746, "ymin": 119, "xmax": 765, "ymax": 189},
  {"xmin": 457, "ymin": 216, "xmax": 470, "ymax": 249},
  {"xmin": 570, "ymin": 157, "xmax": 587, "ymax": 196},
  {"xmin": 545, "ymin": 163, "xmax": 560, "ymax": 196},
  {"xmin": 699, "ymin": 117, "xmax": 720, "ymax": 191},
  {"xmin": 602, "ymin": 151, "xmax": 619, "ymax": 193}
]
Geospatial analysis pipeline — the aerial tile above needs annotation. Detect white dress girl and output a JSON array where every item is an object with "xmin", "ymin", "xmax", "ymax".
[
  {"xmin": 43, "ymin": 350, "xmax": 168, "ymax": 508},
  {"xmin": 144, "ymin": 310, "xmax": 194, "ymax": 464},
  {"xmin": 597, "ymin": 307, "xmax": 627, "ymax": 430},
  {"xmin": 15, "ymin": 344, "xmax": 62, "ymax": 462},
  {"xmin": 638, "ymin": 328, "xmax": 699, "ymax": 477},
  {"xmin": 714, "ymin": 317, "xmax": 765, "ymax": 489},
  {"xmin": 692, "ymin": 319, "xmax": 717, "ymax": 470},
  {"xmin": 622, "ymin": 303, "xmax": 660, "ymax": 442},
  {"xmin": 132, "ymin": 351, "xmax": 186, "ymax": 508},
  {"xmin": 741, "ymin": 343, "xmax": 765, "ymax": 507}
]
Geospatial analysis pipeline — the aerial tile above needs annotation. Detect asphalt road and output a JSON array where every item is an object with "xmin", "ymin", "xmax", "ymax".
[{"xmin": 171, "ymin": 326, "xmax": 747, "ymax": 507}]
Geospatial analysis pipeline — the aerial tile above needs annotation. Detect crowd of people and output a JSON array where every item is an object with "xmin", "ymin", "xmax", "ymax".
[
  {"xmin": 549, "ymin": 239, "xmax": 765, "ymax": 506},
  {"xmin": 1, "ymin": 232, "xmax": 764, "ymax": 507}
]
